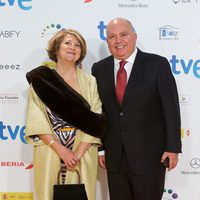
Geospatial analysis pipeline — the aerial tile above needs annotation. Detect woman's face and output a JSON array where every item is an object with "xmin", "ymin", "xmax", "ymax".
[{"xmin": 57, "ymin": 34, "xmax": 81, "ymax": 64}]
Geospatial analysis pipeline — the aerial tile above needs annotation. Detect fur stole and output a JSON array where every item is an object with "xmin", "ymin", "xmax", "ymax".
[{"xmin": 26, "ymin": 66, "xmax": 107, "ymax": 138}]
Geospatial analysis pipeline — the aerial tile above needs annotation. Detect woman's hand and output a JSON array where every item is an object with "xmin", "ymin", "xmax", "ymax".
[
  {"xmin": 58, "ymin": 145, "xmax": 79, "ymax": 170},
  {"xmin": 74, "ymin": 142, "xmax": 91, "ymax": 160},
  {"xmin": 39, "ymin": 134, "xmax": 78, "ymax": 170}
]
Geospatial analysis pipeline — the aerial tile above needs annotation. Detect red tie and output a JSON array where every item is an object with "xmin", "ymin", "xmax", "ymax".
[{"xmin": 116, "ymin": 60, "xmax": 127, "ymax": 104}]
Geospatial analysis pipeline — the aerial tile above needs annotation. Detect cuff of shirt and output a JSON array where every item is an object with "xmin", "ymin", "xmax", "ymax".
[{"xmin": 98, "ymin": 150, "xmax": 105, "ymax": 156}]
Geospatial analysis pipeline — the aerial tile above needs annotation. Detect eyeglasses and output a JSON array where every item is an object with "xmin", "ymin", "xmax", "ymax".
[{"xmin": 64, "ymin": 40, "xmax": 81, "ymax": 49}]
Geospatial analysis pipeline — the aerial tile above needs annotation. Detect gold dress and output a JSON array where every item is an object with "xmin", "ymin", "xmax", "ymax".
[{"xmin": 25, "ymin": 67, "xmax": 102, "ymax": 200}]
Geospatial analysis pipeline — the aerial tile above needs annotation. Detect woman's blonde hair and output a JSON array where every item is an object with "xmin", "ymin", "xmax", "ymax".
[{"xmin": 47, "ymin": 29, "xmax": 87, "ymax": 65}]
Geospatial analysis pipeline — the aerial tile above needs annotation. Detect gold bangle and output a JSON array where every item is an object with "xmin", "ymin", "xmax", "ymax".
[{"xmin": 48, "ymin": 139, "xmax": 56, "ymax": 147}]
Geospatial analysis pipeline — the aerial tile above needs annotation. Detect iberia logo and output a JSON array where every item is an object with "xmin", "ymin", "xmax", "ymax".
[
  {"xmin": 84, "ymin": 0, "xmax": 92, "ymax": 3},
  {"xmin": 25, "ymin": 163, "xmax": 33, "ymax": 170},
  {"xmin": 0, "ymin": 161, "xmax": 33, "ymax": 170}
]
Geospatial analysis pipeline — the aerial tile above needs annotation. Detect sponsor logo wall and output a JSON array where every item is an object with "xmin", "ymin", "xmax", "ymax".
[{"xmin": 0, "ymin": 0, "xmax": 199, "ymax": 199}]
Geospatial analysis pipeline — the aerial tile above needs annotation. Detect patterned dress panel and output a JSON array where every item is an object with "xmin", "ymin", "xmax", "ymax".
[
  {"xmin": 46, "ymin": 107, "xmax": 78, "ymax": 150},
  {"xmin": 46, "ymin": 107, "xmax": 78, "ymax": 184}
]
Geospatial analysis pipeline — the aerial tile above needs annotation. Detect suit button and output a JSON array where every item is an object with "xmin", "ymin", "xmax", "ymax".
[{"xmin": 120, "ymin": 112, "xmax": 124, "ymax": 116}]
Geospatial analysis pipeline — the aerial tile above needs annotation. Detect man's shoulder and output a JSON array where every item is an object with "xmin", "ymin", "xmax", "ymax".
[
  {"xmin": 94, "ymin": 55, "xmax": 113, "ymax": 66},
  {"xmin": 139, "ymin": 49, "xmax": 167, "ymax": 62}
]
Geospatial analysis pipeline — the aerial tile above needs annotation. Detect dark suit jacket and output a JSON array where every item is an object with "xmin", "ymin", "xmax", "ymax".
[{"xmin": 92, "ymin": 49, "xmax": 182, "ymax": 175}]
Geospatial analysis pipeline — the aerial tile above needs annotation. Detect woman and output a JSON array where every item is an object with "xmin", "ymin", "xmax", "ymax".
[{"xmin": 25, "ymin": 29, "xmax": 106, "ymax": 200}]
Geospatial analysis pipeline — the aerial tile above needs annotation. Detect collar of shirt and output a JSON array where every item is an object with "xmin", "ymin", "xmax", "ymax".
[{"xmin": 114, "ymin": 48, "xmax": 138, "ymax": 83}]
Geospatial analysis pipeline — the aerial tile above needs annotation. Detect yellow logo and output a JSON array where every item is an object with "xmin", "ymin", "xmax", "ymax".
[
  {"xmin": 0, "ymin": 192, "xmax": 33, "ymax": 200},
  {"xmin": 181, "ymin": 128, "xmax": 190, "ymax": 138}
]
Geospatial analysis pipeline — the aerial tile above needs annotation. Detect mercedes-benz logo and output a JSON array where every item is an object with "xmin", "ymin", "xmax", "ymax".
[
  {"xmin": 190, "ymin": 158, "xmax": 200, "ymax": 169},
  {"xmin": 173, "ymin": 0, "xmax": 180, "ymax": 4}
]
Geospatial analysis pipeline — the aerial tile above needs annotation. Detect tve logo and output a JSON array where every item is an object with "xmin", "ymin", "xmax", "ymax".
[
  {"xmin": 170, "ymin": 55, "xmax": 200, "ymax": 79},
  {"xmin": 0, "ymin": 0, "xmax": 32, "ymax": 10},
  {"xmin": 0, "ymin": 121, "xmax": 26, "ymax": 143},
  {"xmin": 97, "ymin": 21, "xmax": 107, "ymax": 41}
]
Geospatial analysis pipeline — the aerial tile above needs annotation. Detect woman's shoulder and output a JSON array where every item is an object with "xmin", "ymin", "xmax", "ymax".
[{"xmin": 77, "ymin": 67, "xmax": 96, "ymax": 83}]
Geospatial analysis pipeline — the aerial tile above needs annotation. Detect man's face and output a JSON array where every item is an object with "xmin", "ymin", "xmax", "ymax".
[{"xmin": 106, "ymin": 20, "xmax": 137, "ymax": 60}]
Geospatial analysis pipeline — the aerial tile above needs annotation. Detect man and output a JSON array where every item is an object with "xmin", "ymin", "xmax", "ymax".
[{"xmin": 92, "ymin": 17, "xmax": 182, "ymax": 200}]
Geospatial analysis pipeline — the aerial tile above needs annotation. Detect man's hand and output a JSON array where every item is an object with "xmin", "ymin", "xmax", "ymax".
[
  {"xmin": 98, "ymin": 155, "xmax": 106, "ymax": 169},
  {"xmin": 161, "ymin": 152, "xmax": 179, "ymax": 171}
]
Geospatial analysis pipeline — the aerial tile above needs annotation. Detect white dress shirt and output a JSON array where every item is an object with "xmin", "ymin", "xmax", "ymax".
[{"xmin": 114, "ymin": 48, "xmax": 138, "ymax": 84}]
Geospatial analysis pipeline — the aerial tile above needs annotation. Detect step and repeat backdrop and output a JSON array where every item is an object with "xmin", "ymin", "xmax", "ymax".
[{"xmin": 0, "ymin": 0, "xmax": 200, "ymax": 199}]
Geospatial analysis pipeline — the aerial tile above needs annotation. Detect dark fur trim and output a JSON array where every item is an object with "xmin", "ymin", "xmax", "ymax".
[{"xmin": 26, "ymin": 66, "xmax": 107, "ymax": 138}]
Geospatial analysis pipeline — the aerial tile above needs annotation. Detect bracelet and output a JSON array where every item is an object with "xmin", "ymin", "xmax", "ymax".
[{"xmin": 48, "ymin": 139, "xmax": 56, "ymax": 147}]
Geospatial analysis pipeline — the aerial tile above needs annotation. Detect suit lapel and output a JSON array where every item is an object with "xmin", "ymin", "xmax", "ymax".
[
  {"xmin": 104, "ymin": 57, "xmax": 120, "ymax": 107},
  {"xmin": 122, "ymin": 49, "xmax": 145, "ymax": 105}
]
